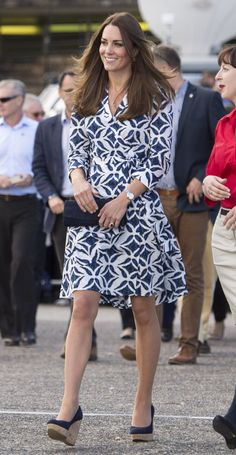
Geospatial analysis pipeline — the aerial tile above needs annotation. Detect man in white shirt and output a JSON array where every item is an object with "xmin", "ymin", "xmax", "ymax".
[{"xmin": 0, "ymin": 79, "xmax": 39, "ymax": 346}]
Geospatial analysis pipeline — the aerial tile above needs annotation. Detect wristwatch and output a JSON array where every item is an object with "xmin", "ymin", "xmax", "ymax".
[
  {"xmin": 48, "ymin": 193, "xmax": 57, "ymax": 201},
  {"xmin": 124, "ymin": 188, "xmax": 135, "ymax": 203}
]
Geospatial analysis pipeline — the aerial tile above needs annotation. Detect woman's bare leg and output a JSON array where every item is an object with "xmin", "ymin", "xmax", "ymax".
[
  {"xmin": 131, "ymin": 296, "xmax": 161, "ymax": 427},
  {"xmin": 57, "ymin": 290, "xmax": 100, "ymax": 421}
]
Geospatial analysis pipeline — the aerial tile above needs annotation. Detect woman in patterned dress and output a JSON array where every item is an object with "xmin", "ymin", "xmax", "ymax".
[{"xmin": 47, "ymin": 12, "xmax": 186, "ymax": 446}]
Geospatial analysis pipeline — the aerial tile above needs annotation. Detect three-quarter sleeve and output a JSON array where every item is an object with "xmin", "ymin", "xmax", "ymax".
[
  {"xmin": 68, "ymin": 114, "xmax": 90, "ymax": 178},
  {"xmin": 132, "ymin": 101, "xmax": 173, "ymax": 190}
]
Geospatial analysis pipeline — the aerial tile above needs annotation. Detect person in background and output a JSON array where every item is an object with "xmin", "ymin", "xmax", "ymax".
[
  {"xmin": 120, "ymin": 307, "xmax": 136, "ymax": 339},
  {"xmin": 46, "ymin": 12, "xmax": 186, "ymax": 446},
  {"xmin": 119, "ymin": 44, "xmax": 226, "ymax": 363},
  {"xmin": 209, "ymin": 277, "xmax": 229, "ymax": 340},
  {"xmin": 32, "ymin": 71, "xmax": 97, "ymax": 361},
  {"xmin": 0, "ymin": 79, "xmax": 39, "ymax": 346},
  {"xmin": 197, "ymin": 75, "xmax": 230, "ymax": 354},
  {"xmin": 153, "ymin": 44, "xmax": 226, "ymax": 364},
  {"xmin": 197, "ymin": 204, "xmax": 231, "ymax": 352},
  {"xmin": 199, "ymin": 71, "xmax": 216, "ymax": 89},
  {"xmin": 23, "ymin": 93, "xmax": 45, "ymax": 122},
  {"xmin": 33, "ymin": 71, "xmax": 75, "ymax": 274},
  {"xmin": 23, "ymin": 93, "xmax": 46, "ymax": 339},
  {"xmin": 202, "ymin": 44, "xmax": 236, "ymax": 450}
]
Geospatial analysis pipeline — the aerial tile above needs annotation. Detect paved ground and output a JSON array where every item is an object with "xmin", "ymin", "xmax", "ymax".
[{"xmin": 0, "ymin": 303, "xmax": 235, "ymax": 455}]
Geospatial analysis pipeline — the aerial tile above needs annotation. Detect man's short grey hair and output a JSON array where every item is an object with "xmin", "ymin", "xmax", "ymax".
[
  {"xmin": 0, "ymin": 79, "xmax": 26, "ymax": 97},
  {"xmin": 23, "ymin": 93, "xmax": 42, "ymax": 110}
]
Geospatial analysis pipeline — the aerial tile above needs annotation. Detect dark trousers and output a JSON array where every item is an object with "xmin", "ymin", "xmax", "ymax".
[
  {"xmin": 212, "ymin": 278, "xmax": 229, "ymax": 322},
  {"xmin": 162, "ymin": 301, "xmax": 176, "ymax": 330},
  {"xmin": 120, "ymin": 308, "xmax": 135, "ymax": 330},
  {"xmin": 0, "ymin": 197, "xmax": 39, "ymax": 337},
  {"xmin": 32, "ymin": 199, "xmax": 46, "ymax": 331},
  {"xmin": 51, "ymin": 213, "xmax": 67, "ymax": 275}
]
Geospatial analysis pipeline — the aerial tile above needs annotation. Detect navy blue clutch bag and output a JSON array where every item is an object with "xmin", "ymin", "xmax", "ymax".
[{"xmin": 63, "ymin": 197, "xmax": 126, "ymax": 227}]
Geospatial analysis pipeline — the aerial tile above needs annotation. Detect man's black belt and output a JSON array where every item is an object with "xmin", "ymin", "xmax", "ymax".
[{"xmin": 0, "ymin": 194, "xmax": 36, "ymax": 202}]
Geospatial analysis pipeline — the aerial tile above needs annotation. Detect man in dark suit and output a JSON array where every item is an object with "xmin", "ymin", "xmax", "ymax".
[
  {"xmin": 33, "ymin": 71, "xmax": 75, "ymax": 279},
  {"xmin": 153, "ymin": 45, "xmax": 226, "ymax": 364},
  {"xmin": 32, "ymin": 70, "xmax": 97, "ymax": 360}
]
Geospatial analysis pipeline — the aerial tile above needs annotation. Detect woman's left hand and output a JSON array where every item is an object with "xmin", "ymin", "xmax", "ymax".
[
  {"xmin": 202, "ymin": 175, "xmax": 230, "ymax": 201},
  {"xmin": 98, "ymin": 193, "xmax": 129, "ymax": 229},
  {"xmin": 223, "ymin": 206, "xmax": 236, "ymax": 230}
]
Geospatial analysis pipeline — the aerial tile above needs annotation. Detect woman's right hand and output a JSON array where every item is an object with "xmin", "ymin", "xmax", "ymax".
[
  {"xmin": 72, "ymin": 178, "xmax": 99, "ymax": 213},
  {"xmin": 202, "ymin": 175, "xmax": 230, "ymax": 201}
]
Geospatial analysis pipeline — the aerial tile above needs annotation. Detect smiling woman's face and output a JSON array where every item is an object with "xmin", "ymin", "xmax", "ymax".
[{"xmin": 99, "ymin": 24, "xmax": 132, "ymax": 76}]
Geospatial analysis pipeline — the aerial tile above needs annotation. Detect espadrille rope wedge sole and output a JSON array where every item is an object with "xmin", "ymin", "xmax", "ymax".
[
  {"xmin": 47, "ymin": 406, "xmax": 83, "ymax": 446},
  {"xmin": 130, "ymin": 405, "xmax": 154, "ymax": 442}
]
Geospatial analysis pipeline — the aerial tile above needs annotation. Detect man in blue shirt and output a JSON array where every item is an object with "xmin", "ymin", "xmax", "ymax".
[{"xmin": 0, "ymin": 79, "xmax": 39, "ymax": 346}]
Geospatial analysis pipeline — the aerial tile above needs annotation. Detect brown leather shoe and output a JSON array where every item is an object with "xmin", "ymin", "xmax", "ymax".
[
  {"xmin": 120, "ymin": 344, "xmax": 136, "ymax": 361},
  {"xmin": 168, "ymin": 345, "xmax": 197, "ymax": 365}
]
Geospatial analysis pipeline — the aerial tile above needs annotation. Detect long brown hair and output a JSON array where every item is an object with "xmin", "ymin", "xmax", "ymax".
[{"xmin": 73, "ymin": 12, "xmax": 174, "ymax": 120}]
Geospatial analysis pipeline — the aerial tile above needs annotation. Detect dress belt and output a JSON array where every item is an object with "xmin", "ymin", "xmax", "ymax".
[
  {"xmin": 157, "ymin": 188, "xmax": 179, "ymax": 197},
  {"xmin": 0, "ymin": 194, "xmax": 36, "ymax": 202},
  {"xmin": 220, "ymin": 207, "xmax": 230, "ymax": 216}
]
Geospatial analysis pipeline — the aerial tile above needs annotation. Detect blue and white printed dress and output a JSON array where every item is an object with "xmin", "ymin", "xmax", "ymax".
[{"xmin": 60, "ymin": 92, "xmax": 187, "ymax": 308}]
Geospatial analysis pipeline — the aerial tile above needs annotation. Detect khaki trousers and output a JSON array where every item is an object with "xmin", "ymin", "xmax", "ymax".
[
  {"xmin": 212, "ymin": 212, "xmax": 236, "ymax": 324},
  {"xmin": 159, "ymin": 194, "xmax": 209, "ymax": 349},
  {"xmin": 198, "ymin": 221, "xmax": 217, "ymax": 343}
]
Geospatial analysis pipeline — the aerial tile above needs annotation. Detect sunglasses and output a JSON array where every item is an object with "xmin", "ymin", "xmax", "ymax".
[
  {"xmin": 32, "ymin": 111, "xmax": 45, "ymax": 119},
  {"xmin": 0, "ymin": 95, "xmax": 19, "ymax": 103}
]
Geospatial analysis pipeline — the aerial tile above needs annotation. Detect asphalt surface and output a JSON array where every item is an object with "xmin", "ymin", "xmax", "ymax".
[{"xmin": 0, "ymin": 303, "xmax": 235, "ymax": 455}]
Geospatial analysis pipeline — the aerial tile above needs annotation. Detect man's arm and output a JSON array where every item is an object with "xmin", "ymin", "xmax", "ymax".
[{"xmin": 32, "ymin": 122, "xmax": 58, "ymax": 203}]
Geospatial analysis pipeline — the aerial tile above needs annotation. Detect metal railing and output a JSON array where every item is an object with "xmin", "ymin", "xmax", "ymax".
[{"xmin": 0, "ymin": 0, "xmax": 137, "ymax": 10}]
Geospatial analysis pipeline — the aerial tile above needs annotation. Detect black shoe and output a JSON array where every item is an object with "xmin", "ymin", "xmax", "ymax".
[
  {"xmin": 161, "ymin": 328, "xmax": 173, "ymax": 342},
  {"xmin": 21, "ymin": 332, "xmax": 36, "ymax": 346},
  {"xmin": 60, "ymin": 343, "xmax": 66, "ymax": 359},
  {"xmin": 4, "ymin": 336, "xmax": 20, "ymax": 347},
  {"xmin": 89, "ymin": 344, "xmax": 97, "ymax": 361},
  {"xmin": 130, "ymin": 404, "xmax": 155, "ymax": 442},
  {"xmin": 213, "ymin": 415, "xmax": 236, "ymax": 449},
  {"xmin": 197, "ymin": 340, "xmax": 211, "ymax": 354},
  {"xmin": 47, "ymin": 406, "xmax": 83, "ymax": 446}
]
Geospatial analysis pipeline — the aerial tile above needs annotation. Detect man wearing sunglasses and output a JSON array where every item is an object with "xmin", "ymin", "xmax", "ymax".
[{"xmin": 0, "ymin": 79, "xmax": 39, "ymax": 346}]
